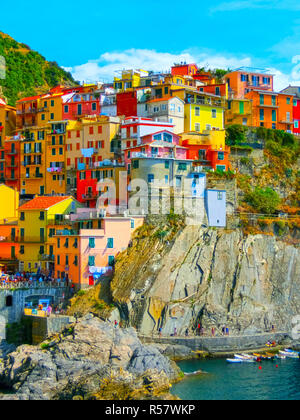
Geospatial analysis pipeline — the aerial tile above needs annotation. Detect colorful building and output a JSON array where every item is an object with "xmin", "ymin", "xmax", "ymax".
[
  {"xmin": 137, "ymin": 96, "xmax": 185, "ymax": 134},
  {"xmin": 18, "ymin": 195, "xmax": 80, "ymax": 273},
  {"xmin": 225, "ymin": 98, "xmax": 253, "ymax": 126},
  {"xmin": 54, "ymin": 210, "xmax": 144, "ymax": 288},
  {"xmin": 245, "ymin": 90, "xmax": 294, "ymax": 132},
  {"xmin": 180, "ymin": 130, "xmax": 230, "ymax": 171},
  {"xmin": 225, "ymin": 68, "xmax": 274, "ymax": 99},
  {"xmin": 280, "ymin": 86, "xmax": 300, "ymax": 134},
  {"xmin": 4, "ymin": 136, "xmax": 21, "ymax": 191},
  {"xmin": 183, "ymin": 90, "xmax": 225, "ymax": 133}
]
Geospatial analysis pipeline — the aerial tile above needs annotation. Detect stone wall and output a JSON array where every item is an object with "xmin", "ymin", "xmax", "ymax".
[
  {"xmin": 29, "ymin": 315, "xmax": 75, "ymax": 344},
  {"xmin": 0, "ymin": 286, "xmax": 69, "ymax": 325},
  {"xmin": 139, "ymin": 332, "xmax": 292, "ymax": 354}
]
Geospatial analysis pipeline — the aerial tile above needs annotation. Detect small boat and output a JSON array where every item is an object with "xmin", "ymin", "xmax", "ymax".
[
  {"xmin": 227, "ymin": 358, "xmax": 242, "ymax": 363},
  {"xmin": 234, "ymin": 354, "xmax": 253, "ymax": 360},
  {"xmin": 275, "ymin": 354, "xmax": 286, "ymax": 360},
  {"xmin": 279, "ymin": 351, "xmax": 299, "ymax": 359}
]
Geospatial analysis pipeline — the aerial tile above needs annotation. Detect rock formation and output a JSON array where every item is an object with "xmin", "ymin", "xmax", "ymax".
[
  {"xmin": 111, "ymin": 226, "xmax": 300, "ymax": 337},
  {"xmin": 0, "ymin": 315, "xmax": 180, "ymax": 400}
]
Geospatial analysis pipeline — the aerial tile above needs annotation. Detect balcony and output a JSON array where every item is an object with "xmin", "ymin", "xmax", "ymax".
[
  {"xmin": 82, "ymin": 193, "xmax": 98, "ymax": 200},
  {"xmin": 38, "ymin": 254, "xmax": 54, "ymax": 262},
  {"xmin": 18, "ymin": 237, "xmax": 45, "ymax": 243},
  {"xmin": 0, "ymin": 235, "xmax": 18, "ymax": 243},
  {"xmin": 56, "ymin": 229, "xmax": 79, "ymax": 236},
  {"xmin": 25, "ymin": 173, "xmax": 43, "ymax": 179},
  {"xmin": 7, "ymin": 150, "xmax": 17, "ymax": 155}
]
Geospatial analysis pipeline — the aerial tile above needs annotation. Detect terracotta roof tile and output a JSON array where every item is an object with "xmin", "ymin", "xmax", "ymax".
[{"xmin": 19, "ymin": 196, "xmax": 72, "ymax": 211}]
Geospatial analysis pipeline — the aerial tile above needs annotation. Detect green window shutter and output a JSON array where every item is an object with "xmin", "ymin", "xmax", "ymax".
[
  {"xmin": 89, "ymin": 238, "xmax": 95, "ymax": 248},
  {"xmin": 239, "ymin": 102, "xmax": 244, "ymax": 114},
  {"xmin": 107, "ymin": 238, "xmax": 114, "ymax": 249},
  {"xmin": 88, "ymin": 256, "xmax": 95, "ymax": 266}
]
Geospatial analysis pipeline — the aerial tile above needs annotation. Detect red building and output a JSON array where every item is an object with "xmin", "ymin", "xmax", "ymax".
[
  {"xmin": 293, "ymin": 98, "xmax": 300, "ymax": 134},
  {"xmin": 117, "ymin": 91, "xmax": 137, "ymax": 117},
  {"xmin": 181, "ymin": 137, "xmax": 230, "ymax": 171},
  {"xmin": 171, "ymin": 63, "xmax": 198, "ymax": 77},
  {"xmin": 62, "ymin": 90, "xmax": 101, "ymax": 120}
]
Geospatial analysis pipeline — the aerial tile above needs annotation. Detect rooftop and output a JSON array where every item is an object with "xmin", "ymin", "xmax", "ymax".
[{"xmin": 18, "ymin": 196, "xmax": 73, "ymax": 211}]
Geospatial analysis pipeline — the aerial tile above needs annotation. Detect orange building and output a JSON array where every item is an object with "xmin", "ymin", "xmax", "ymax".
[
  {"xmin": 245, "ymin": 90, "xmax": 294, "ymax": 131},
  {"xmin": 4, "ymin": 137, "xmax": 21, "ymax": 191},
  {"xmin": 225, "ymin": 69, "xmax": 274, "ymax": 99}
]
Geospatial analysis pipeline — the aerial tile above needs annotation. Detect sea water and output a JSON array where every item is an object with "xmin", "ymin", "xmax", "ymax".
[{"xmin": 172, "ymin": 358, "xmax": 300, "ymax": 400}]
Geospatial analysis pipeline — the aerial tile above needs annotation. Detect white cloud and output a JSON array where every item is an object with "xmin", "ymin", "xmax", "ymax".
[
  {"xmin": 65, "ymin": 48, "xmax": 252, "ymax": 84},
  {"xmin": 64, "ymin": 48, "xmax": 300, "ymax": 93}
]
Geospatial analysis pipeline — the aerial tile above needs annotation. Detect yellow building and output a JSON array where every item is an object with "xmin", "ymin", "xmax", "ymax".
[
  {"xmin": 36, "ymin": 93, "xmax": 64, "ymax": 126},
  {"xmin": 18, "ymin": 195, "xmax": 81, "ymax": 273},
  {"xmin": 114, "ymin": 69, "xmax": 148, "ymax": 92},
  {"xmin": 180, "ymin": 129, "xmax": 227, "ymax": 150},
  {"xmin": 0, "ymin": 184, "xmax": 19, "ymax": 222},
  {"xmin": 45, "ymin": 121, "xmax": 68, "ymax": 195},
  {"xmin": 20, "ymin": 126, "xmax": 47, "ymax": 195},
  {"xmin": 225, "ymin": 98, "xmax": 253, "ymax": 126},
  {"xmin": 183, "ymin": 90, "xmax": 225, "ymax": 133}
]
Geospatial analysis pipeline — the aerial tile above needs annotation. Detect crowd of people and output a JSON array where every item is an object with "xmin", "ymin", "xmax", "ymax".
[{"xmin": 0, "ymin": 271, "xmax": 73, "ymax": 288}]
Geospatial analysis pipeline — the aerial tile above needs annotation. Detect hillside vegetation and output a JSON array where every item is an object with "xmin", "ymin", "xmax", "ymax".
[{"xmin": 0, "ymin": 32, "xmax": 77, "ymax": 105}]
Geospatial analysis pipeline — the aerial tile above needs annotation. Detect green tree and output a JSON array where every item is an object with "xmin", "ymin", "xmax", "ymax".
[{"xmin": 245, "ymin": 187, "xmax": 281, "ymax": 214}]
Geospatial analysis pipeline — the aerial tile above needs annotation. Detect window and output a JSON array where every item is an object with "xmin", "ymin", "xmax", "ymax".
[
  {"xmin": 89, "ymin": 237, "xmax": 95, "ymax": 248},
  {"xmin": 20, "ymin": 212, "xmax": 25, "ymax": 221},
  {"xmin": 132, "ymin": 160, "xmax": 139, "ymax": 169},
  {"xmin": 41, "ymin": 114, "xmax": 45, "ymax": 121},
  {"xmin": 165, "ymin": 161, "xmax": 169, "ymax": 169},
  {"xmin": 242, "ymin": 118, "xmax": 247, "ymax": 125},
  {"xmin": 98, "ymin": 126, "xmax": 102, "ymax": 134},
  {"xmin": 259, "ymin": 109, "xmax": 264, "ymax": 121},
  {"xmin": 108, "ymin": 255, "xmax": 115, "ymax": 266},
  {"xmin": 89, "ymin": 126, "xmax": 94, "ymax": 135},
  {"xmin": 5, "ymin": 296, "xmax": 13, "ymax": 307},
  {"xmin": 272, "ymin": 96, "xmax": 276, "ymax": 106},
  {"xmin": 39, "ymin": 246, "xmax": 44, "ymax": 255},
  {"xmin": 51, "ymin": 100, "xmax": 54, "ymax": 107},
  {"xmin": 215, "ymin": 87, "xmax": 220, "ymax": 96},
  {"xmin": 57, "ymin": 255, "xmax": 60, "ymax": 265},
  {"xmin": 286, "ymin": 112, "xmax": 291, "ymax": 122},
  {"xmin": 92, "ymin": 103, "xmax": 97, "ymax": 111},
  {"xmin": 212, "ymin": 109, "xmax": 217, "ymax": 118},
  {"xmin": 131, "ymin": 219, "xmax": 135, "ymax": 229},
  {"xmin": 287, "ymin": 97, "xmax": 291, "ymax": 105},
  {"xmin": 165, "ymin": 175, "xmax": 169, "ymax": 184},
  {"xmin": 260, "ymin": 94, "xmax": 264, "ymax": 105},
  {"xmin": 195, "ymin": 123, "xmax": 200, "ymax": 132},
  {"xmin": 218, "ymin": 152, "xmax": 224, "ymax": 160},
  {"xmin": 239, "ymin": 102, "xmax": 244, "ymax": 114},
  {"xmin": 178, "ymin": 162, "xmax": 187, "ymax": 171},
  {"xmin": 294, "ymin": 121, "xmax": 299, "ymax": 129},
  {"xmin": 148, "ymin": 174, "xmax": 154, "ymax": 183},
  {"xmin": 20, "ymin": 245, "xmax": 24, "ymax": 255},
  {"xmin": 272, "ymin": 123, "xmax": 276, "ymax": 129},
  {"xmin": 39, "ymin": 211, "xmax": 44, "ymax": 220},
  {"xmin": 272, "ymin": 110, "xmax": 276, "ymax": 122},
  {"xmin": 195, "ymin": 107, "xmax": 200, "ymax": 116},
  {"xmin": 50, "ymin": 113, "xmax": 54, "ymax": 120},
  {"xmin": 217, "ymin": 192, "xmax": 223, "ymax": 200},
  {"xmin": 163, "ymin": 133, "xmax": 172, "ymax": 142},
  {"xmin": 175, "ymin": 176, "xmax": 182, "ymax": 188},
  {"xmin": 88, "ymin": 255, "xmax": 95, "ymax": 266},
  {"xmin": 107, "ymin": 238, "xmax": 114, "ymax": 249}
]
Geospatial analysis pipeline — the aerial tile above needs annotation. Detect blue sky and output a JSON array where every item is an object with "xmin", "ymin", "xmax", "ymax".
[{"xmin": 1, "ymin": 0, "xmax": 300, "ymax": 89}]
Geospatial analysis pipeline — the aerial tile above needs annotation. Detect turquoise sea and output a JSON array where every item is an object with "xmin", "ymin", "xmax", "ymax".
[{"xmin": 172, "ymin": 357, "xmax": 300, "ymax": 400}]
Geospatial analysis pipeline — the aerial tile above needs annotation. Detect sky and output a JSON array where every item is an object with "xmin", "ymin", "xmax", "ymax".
[{"xmin": 1, "ymin": 0, "xmax": 300, "ymax": 90}]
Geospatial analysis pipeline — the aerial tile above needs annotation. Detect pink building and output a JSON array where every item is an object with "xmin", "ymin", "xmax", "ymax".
[
  {"xmin": 124, "ymin": 130, "xmax": 187, "ymax": 172},
  {"xmin": 120, "ymin": 117, "xmax": 174, "ymax": 150},
  {"xmin": 54, "ymin": 211, "xmax": 144, "ymax": 288}
]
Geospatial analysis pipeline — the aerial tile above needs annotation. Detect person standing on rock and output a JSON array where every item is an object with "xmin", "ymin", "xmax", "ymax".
[
  {"xmin": 212, "ymin": 327, "xmax": 215, "ymax": 337},
  {"xmin": 174, "ymin": 327, "xmax": 177, "ymax": 336},
  {"xmin": 159, "ymin": 327, "xmax": 162, "ymax": 338},
  {"xmin": 185, "ymin": 328, "xmax": 189, "ymax": 337}
]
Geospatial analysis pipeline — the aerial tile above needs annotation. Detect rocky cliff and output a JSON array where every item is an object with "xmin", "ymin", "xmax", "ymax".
[
  {"xmin": 111, "ymin": 225, "xmax": 300, "ymax": 337},
  {"xmin": 0, "ymin": 315, "xmax": 180, "ymax": 400}
]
